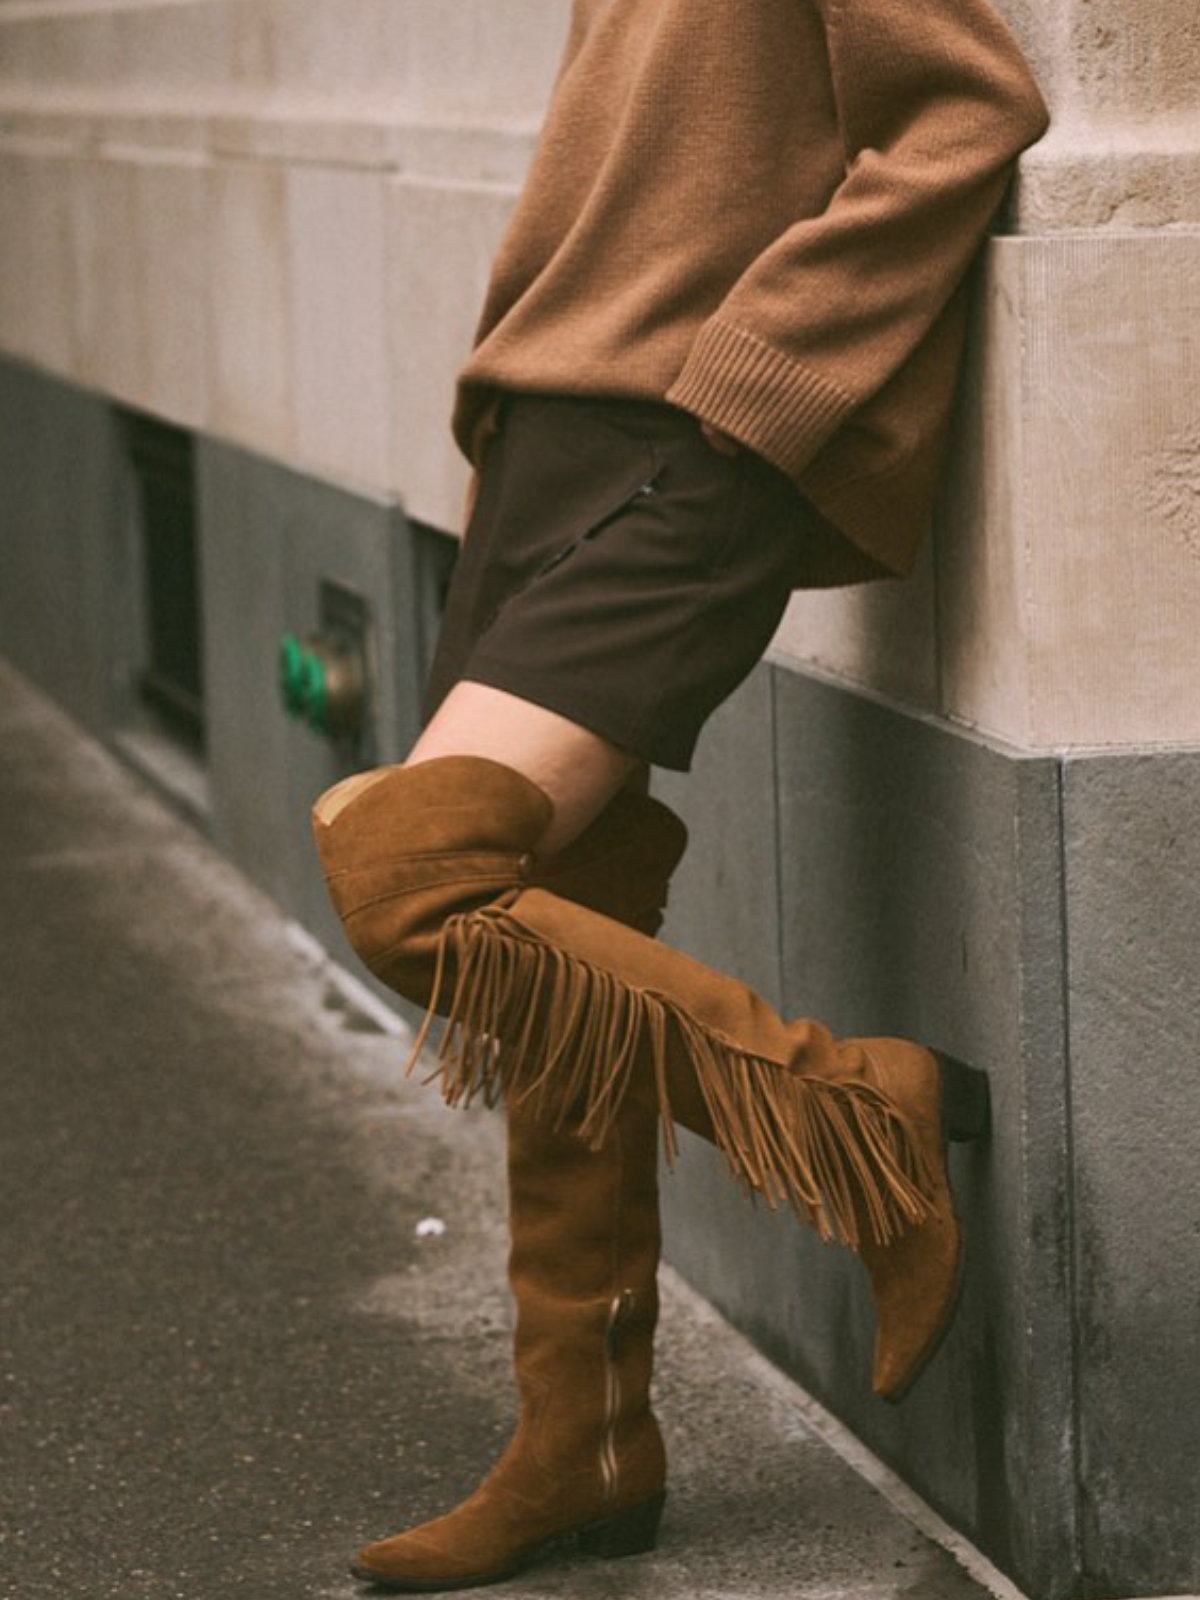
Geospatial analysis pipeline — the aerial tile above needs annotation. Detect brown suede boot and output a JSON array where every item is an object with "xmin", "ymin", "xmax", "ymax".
[
  {"xmin": 645, "ymin": 1028, "xmax": 988, "ymax": 1399},
  {"xmin": 351, "ymin": 1086, "xmax": 667, "ymax": 1591},
  {"xmin": 344, "ymin": 780, "xmax": 686, "ymax": 1591},
  {"xmin": 516, "ymin": 782, "xmax": 981, "ymax": 1403},
  {"xmin": 312, "ymin": 755, "xmax": 987, "ymax": 1404}
]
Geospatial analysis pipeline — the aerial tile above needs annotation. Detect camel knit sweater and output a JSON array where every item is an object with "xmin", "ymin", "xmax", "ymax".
[{"xmin": 452, "ymin": 0, "xmax": 1050, "ymax": 583}]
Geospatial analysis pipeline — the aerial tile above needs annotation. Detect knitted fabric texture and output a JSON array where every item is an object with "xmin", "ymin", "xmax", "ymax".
[{"xmin": 452, "ymin": 0, "xmax": 1050, "ymax": 581}]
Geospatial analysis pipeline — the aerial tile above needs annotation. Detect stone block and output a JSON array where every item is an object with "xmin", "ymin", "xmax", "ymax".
[
  {"xmin": 939, "ymin": 233, "xmax": 1200, "ymax": 751},
  {"xmin": 202, "ymin": 159, "xmax": 293, "ymax": 461},
  {"xmin": 385, "ymin": 177, "xmax": 520, "ymax": 533},
  {"xmin": 285, "ymin": 166, "xmax": 390, "ymax": 490},
  {"xmin": 1018, "ymin": 136, "xmax": 1200, "ymax": 233},
  {"xmin": 399, "ymin": 0, "xmax": 568, "ymax": 117},
  {"xmin": 219, "ymin": 0, "xmax": 565, "ymax": 113},
  {"xmin": 658, "ymin": 663, "xmax": 1077, "ymax": 1599},
  {"xmin": 106, "ymin": 0, "xmax": 235, "ymax": 97},
  {"xmin": 1061, "ymin": 751, "xmax": 1200, "ymax": 1596},
  {"xmin": 196, "ymin": 439, "xmax": 417, "ymax": 951},
  {"xmin": 769, "ymin": 233, "xmax": 1200, "ymax": 754},
  {"xmin": 994, "ymin": 0, "xmax": 1058, "ymax": 90},
  {"xmin": 931, "ymin": 253, "xmax": 1027, "ymax": 746},
  {"xmin": 251, "ymin": 0, "xmax": 394, "ymax": 104},
  {"xmin": 653, "ymin": 663, "xmax": 801, "ymax": 1464},
  {"xmin": 1069, "ymin": 0, "xmax": 1197, "ymax": 117},
  {"xmin": 66, "ymin": 154, "xmax": 143, "ymax": 407},
  {"xmin": 194, "ymin": 439, "xmax": 289, "ymax": 900},
  {"xmin": 769, "ymin": 538, "xmax": 939, "ymax": 711},
  {"xmin": 127, "ymin": 155, "xmax": 207, "ymax": 428},
  {"xmin": 652, "ymin": 663, "xmax": 784, "ymax": 1000},
  {"xmin": 62, "ymin": 151, "xmax": 208, "ymax": 427},
  {"xmin": 0, "ymin": 149, "xmax": 78, "ymax": 375},
  {"xmin": 770, "ymin": 668, "xmax": 1074, "ymax": 1600}
]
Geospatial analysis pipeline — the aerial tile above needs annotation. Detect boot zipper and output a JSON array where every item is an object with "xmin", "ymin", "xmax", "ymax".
[{"xmin": 600, "ymin": 1289, "xmax": 636, "ymax": 1505}]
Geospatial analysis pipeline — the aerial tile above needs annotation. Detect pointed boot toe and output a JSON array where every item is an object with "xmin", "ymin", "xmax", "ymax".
[
  {"xmin": 854, "ymin": 1044, "xmax": 989, "ymax": 1401},
  {"xmin": 862, "ymin": 1192, "xmax": 963, "ymax": 1401},
  {"xmin": 347, "ymin": 1426, "xmax": 666, "ymax": 1591},
  {"xmin": 350, "ymin": 1524, "xmax": 481, "ymax": 1591}
]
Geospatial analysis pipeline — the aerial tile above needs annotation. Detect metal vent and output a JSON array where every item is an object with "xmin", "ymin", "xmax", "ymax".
[{"xmin": 120, "ymin": 412, "xmax": 205, "ymax": 752}]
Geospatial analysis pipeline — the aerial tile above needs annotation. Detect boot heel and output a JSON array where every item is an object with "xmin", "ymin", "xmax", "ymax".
[
  {"xmin": 577, "ymin": 1493, "xmax": 666, "ymax": 1559},
  {"xmin": 937, "ymin": 1054, "xmax": 991, "ymax": 1142}
]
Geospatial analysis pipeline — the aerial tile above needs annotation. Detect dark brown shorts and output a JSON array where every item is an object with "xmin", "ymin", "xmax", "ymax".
[{"xmin": 420, "ymin": 392, "xmax": 810, "ymax": 772}]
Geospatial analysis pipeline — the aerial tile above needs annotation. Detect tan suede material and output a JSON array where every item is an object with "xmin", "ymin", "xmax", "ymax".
[
  {"xmin": 854, "ymin": 1041, "xmax": 962, "ymax": 1400},
  {"xmin": 434, "ymin": 890, "xmax": 972, "ymax": 1396},
  {"xmin": 314, "ymin": 755, "xmax": 973, "ymax": 1410},
  {"xmin": 527, "ymin": 787, "xmax": 688, "ymax": 940},
  {"xmin": 346, "ymin": 777, "xmax": 681, "ymax": 1588},
  {"xmin": 355, "ymin": 1440, "xmax": 664, "ymax": 1585},
  {"xmin": 428, "ymin": 887, "xmax": 938, "ymax": 1246},
  {"xmin": 311, "ymin": 756, "xmax": 552, "ymax": 1005},
  {"xmin": 511, "ymin": 1091, "xmax": 664, "ymax": 1497},
  {"xmin": 659, "ymin": 1035, "xmax": 963, "ymax": 1400},
  {"xmin": 481, "ymin": 885, "xmax": 841, "ymax": 1074},
  {"xmin": 355, "ymin": 1092, "xmax": 667, "ymax": 1586}
]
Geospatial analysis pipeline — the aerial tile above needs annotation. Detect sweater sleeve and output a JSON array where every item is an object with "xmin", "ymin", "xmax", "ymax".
[{"xmin": 665, "ymin": 0, "xmax": 1050, "ymax": 478}]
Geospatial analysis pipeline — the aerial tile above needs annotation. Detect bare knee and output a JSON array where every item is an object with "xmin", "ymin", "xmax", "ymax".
[{"xmin": 406, "ymin": 681, "xmax": 643, "ymax": 858}]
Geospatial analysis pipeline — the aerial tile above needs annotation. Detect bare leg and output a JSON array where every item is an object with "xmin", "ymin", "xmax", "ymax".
[{"xmin": 405, "ymin": 680, "xmax": 648, "ymax": 858}]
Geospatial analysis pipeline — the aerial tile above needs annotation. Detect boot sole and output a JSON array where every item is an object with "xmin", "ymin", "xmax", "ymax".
[
  {"xmin": 349, "ymin": 1491, "xmax": 667, "ymax": 1592},
  {"xmin": 879, "ymin": 1052, "xmax": 989, "ymax": 1405}
]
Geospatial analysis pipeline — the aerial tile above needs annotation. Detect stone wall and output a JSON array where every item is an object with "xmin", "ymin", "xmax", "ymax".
[
  {"xmin": 0, "ymin": 0, "xmax": 565, "ymax": 520},
  {"xmin": 3, "ymin": 0, "xmax": 1198, "ymax": 757},
  {"xmin": 2, "ymin": 4, "xmax": 1198, "ymax": 1596}
]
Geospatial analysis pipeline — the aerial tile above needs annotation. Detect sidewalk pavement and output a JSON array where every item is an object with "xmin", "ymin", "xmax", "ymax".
[{"xmin": 0, "ymin": 660, "xmax": 1004, "ymax": 1600}]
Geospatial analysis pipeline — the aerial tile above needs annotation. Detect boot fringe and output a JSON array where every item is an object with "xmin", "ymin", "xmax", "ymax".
[{"xmin": 405, "ymin": 905, "xmax": 937, "ymax": 1249}]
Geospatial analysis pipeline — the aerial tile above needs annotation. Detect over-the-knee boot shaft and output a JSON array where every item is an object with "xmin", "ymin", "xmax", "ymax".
[
  {"xmin": 335, "ymin": 769, "xmax": 684, "ymax": 1590},
  {"xmin": 312, "ymin": 753, "xmax": 988, "ymax": 1408},
  {"xmin": 313, "ymin": 757, "xmax": 551, "ymax": 1005},
  {"xmin": 314, "ymin": 757, "xmax": 941, "ymax": 1245},
  {"xmin": 421, "ymin": 886, "xmax": 943, "ymax": 1244}
]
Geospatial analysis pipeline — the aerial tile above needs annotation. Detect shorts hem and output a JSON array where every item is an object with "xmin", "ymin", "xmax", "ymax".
[{"xmin": 454, "ymin": 657, "xmax": 697, "ymax": 774}]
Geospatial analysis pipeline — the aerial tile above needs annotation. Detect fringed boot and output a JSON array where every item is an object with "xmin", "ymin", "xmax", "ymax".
[
  {"xmin": 341, "ymin": 782, "xmax": 687, "ymax": 1590},
  {"xmin": 312, "ymin": 755, "xmax": 988, "ymax": 1408}
]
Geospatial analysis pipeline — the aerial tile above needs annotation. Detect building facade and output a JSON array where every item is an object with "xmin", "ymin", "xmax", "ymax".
[{"xmin": 2, "ymin": 3, "xmax": 1198, "ymax": 1595}]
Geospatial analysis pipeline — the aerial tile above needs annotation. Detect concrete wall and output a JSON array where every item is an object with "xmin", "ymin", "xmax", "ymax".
[
  {"xmin": 0, "ymin": 0, "xmax": 564, "ymax": 530},
  {"xmin": 655, "ymin": 667, "xmax": 1077, "ymax": 1596},
  {"xmin": 0, "ymin": 349, "xmax": 456, "ymax": 1013},
  {"xmin": 776, "ymin": 232, "xmax": 1200, "ymax": 751},
  {"xmin": 654, "ymin": 667, "xmax": 1200, "ymax": 1600}
]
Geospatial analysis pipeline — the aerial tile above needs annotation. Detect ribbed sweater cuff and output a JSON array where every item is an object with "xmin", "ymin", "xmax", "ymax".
[{"xmin": 665, "ymin": 319, "xmax": 857, "ymax": 479}]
